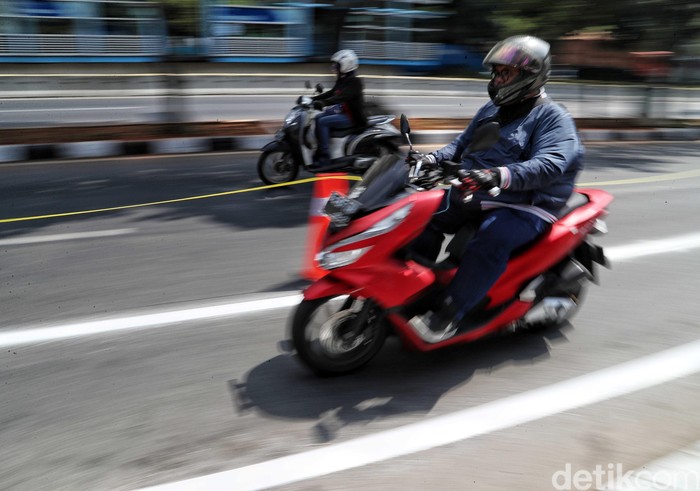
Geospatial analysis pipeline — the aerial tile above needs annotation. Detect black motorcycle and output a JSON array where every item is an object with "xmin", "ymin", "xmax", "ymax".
[{"xmin": 257, "ymin": 83, "xmax": 401, "ymax": 185}]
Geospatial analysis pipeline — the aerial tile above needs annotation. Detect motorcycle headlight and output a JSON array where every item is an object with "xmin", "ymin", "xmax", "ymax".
[
  {"xmin": 317, "ymin": 204, "xmax": 413, "ymax": 270},
  {"xmin": 318, "ymin": 247, "xmax": 371, "ymax": 269},
  {"xmin": 284, "ymin": 109, "xmax": 301, "ymax": 126}
]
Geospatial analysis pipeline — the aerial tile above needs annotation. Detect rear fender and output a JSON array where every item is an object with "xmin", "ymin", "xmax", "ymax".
[
  {"xmin": 485, "ymin": 188, "xmax": 613, "ymax": 307},
  {"xmin": 347, "ymin": 127, "xmax": 400, "ymax": 154}
]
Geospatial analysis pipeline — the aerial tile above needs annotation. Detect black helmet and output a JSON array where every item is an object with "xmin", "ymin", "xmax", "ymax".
[{"xmin": 483, "ymin": 35, "xmax": 551, "ymax": 106}]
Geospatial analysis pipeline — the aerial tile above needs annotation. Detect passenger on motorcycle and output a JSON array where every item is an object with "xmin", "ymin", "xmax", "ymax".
[
  {"xmin": 311, "ymin": 49, "xmax": 368, "ymax": 168},
  {"xmin": 409, "ymin": 35, "xmax": 584, "ymax": 339}
]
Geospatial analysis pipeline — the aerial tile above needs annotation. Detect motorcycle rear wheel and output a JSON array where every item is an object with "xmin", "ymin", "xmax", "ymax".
[
  {"xmin": 257, "ymin": 150, "xmax": 299, "ymax": 185},
  {"xmin": 291, "ymin": 295, "xmax": 387, "ymax": 376}
]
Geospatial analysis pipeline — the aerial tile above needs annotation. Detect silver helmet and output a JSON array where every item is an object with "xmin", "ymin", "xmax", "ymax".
[
  {"xmin": 331, "ymin": 49, "xmax": 359, "ymax": 74},
  {"xmin": 483, "ymin": 35, "xmax": 551, "ymax": 106}
]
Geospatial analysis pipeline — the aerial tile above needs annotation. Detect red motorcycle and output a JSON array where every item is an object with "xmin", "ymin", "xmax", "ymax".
[{"xmin": 289, "ymin": 115, "xmax": 613, "ymax": 376}]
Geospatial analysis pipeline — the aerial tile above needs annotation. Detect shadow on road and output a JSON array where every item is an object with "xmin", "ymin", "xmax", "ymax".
[
  {"xmin": 582, "ymin": 143, "xmax": 699, "ymax": 172},
  {"xmin": 0, "ymin": 156, "xmax": 316, "ymax": 239},
  {"xmin": 229, "ymin": 326, "xmax": 571, "ymax": 443}
]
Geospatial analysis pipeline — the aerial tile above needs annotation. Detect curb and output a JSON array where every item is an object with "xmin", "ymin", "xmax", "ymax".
[{"xmin": 1, "ymin": 128, "xmax": 699, "ymax": 164}]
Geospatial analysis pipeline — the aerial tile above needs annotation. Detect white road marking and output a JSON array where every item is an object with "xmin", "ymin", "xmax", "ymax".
[
  {"xmin": 1, "ymin": 231, "xmax": 700, "ymax": 348},
  {"xmin": 605, "ymin": 232, "xmax": 700, "ymax": 262},
  {"xmin": 0, "ymin": 228, "xmax": 137, "ymax": 246},
  {"xmin": 1, "ymin": 106, "xmax": 142, "ymax": 112},
  {"xmin": 140, "ymin": 339, "xmax": 700, "ymax": 491},
  {"xmin": 0, "ymin": 294, "xmax": 302, "ymax": 348},
  {"xmin": 0, "ymin": 231, "xmax": 698, "ymax": 488}
]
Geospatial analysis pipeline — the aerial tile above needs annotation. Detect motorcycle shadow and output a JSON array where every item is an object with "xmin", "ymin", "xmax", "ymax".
[{"xmin": 229, "ymin": 324, "xmax": 571, "ymax": 443}]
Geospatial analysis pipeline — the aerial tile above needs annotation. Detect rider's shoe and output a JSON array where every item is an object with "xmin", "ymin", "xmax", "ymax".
[{"xmin": 410, "ymin": 298, "xmax": 460, "ymax": 343}]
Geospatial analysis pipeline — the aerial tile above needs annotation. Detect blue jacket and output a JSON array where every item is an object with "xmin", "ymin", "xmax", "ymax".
[{"xmin": 432, "ymin": 93, "xmax": 584, "ymax": 222}]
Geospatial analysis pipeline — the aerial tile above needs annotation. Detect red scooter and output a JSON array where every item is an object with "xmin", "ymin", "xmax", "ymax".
[{"xmin": 289, "ymin": 115, "xmax": 613, "ymax": 376}]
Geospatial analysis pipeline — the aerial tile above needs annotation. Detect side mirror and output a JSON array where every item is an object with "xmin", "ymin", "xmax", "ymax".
[
  {"xmin": 400, "ymin": 114, "xmax": 410, "ymax": 135},
  {"xmin": 315, "ymin": 83, "xmax": 324, "ymax": 93},
  {"xmin": 467, "ymin": 121, "xmax": 500, "ymax": 153},
  {"xmin": 400, "ymin": 114, "xmax": 413, "ymax": 148}
]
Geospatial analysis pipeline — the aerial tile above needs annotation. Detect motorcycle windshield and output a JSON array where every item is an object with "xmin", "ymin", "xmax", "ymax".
[{"xmin": 348, "ymin": 154, "xmax": 409, "ymax": 211}]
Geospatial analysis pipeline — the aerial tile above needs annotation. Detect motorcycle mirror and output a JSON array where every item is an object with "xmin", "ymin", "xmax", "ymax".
[
  {"xmin": 315, "ymin": 83, "xmax": 324, "ymax": 93},
  {"xmin": 400, "ymin": 114, "xmax": 413, "ymax": 148},
  {"xmin": 400, "ymin": 114, "xmax": 411, "ymax": 135},
  {"xmin": 467, "ymin": 121, "xmax": 501, "ymax": 153}
]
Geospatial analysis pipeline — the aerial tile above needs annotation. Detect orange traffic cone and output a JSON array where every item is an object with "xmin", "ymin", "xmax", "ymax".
[{"xmin": 300, "ymin": 173, "xmax": 350, "ymax": 280}]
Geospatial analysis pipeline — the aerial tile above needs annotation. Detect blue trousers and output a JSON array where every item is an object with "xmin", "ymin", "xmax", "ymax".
[
  {"xmin": 413, "ymin": 188, "xmax": 548, "ymax": 319},
  {"xmin": 314, "ymin": 110, "xmax": 352, "ymax": 161}
]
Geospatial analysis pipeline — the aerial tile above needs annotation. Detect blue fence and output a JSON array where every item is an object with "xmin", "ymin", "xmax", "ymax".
[{"xmin": 0, "ymin": 0, "xmax": 478, "ymax": 69}]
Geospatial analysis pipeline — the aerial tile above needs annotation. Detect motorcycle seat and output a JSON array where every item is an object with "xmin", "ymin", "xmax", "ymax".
[
  {"xmin": 328, "ymin": 116, "xmax": 395, "ymax": 138},
  {"xmin": 440, "ymin": 192, "xmax": 591, "ymax": 267},
  {"xmin": 367, "ymin": 115, "xmax": 395, "ymax": 126},
  {"xmin": 329, "ymin": 126, "xmax": 360, "ymax": 138}
]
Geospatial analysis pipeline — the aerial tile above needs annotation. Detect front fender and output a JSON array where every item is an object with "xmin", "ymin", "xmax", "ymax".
[
  {"xmin": 261, "ymin": 140, "xmax": 290, "ymax": 153},
  {"xmin": 303, "ymin": 276, "xmax": 354, "ymax": 300}
]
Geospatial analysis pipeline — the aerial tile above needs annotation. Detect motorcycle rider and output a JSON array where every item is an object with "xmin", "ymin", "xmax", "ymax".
[
  {"xmin": 409, "ymin": 35, "xmax": 584, "ymax": 340},
  {"xmin": 311, "ymin": 49, "xmax": 368, "ymax": 168}
]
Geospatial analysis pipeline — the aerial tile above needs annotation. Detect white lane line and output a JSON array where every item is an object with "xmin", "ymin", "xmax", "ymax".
[
  {"xmin": 0, "ymin": 228, "xmax": 137, "ymax": 246},
  {"xmin": 1, "ymin": 232, "xmax": 700, "ymax": 348},
  {"xmin": 605, "ymin": 232, "xmax": 700, "ymax": 262},
  {"xmin": 1, "ymin": 107, "xmax": 142, "ymax": 112},
  {"xmin": 0, "ymin": 294, "xmax": 302, "ymax": 348},
  {"xmin": 139, "ymin": 339, "xmax": 700, "ymax": 491}
]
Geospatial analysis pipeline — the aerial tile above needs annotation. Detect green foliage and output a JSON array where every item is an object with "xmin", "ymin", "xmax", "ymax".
[
  {"xmin": 480, "ymin": 0, "xmax": 700, "ymax": 53},
  {"xmin": 161, "ymin": 0, "xmax": 199, "ymax": 38}
]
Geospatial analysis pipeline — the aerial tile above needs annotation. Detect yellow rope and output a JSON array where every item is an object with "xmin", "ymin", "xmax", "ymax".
[{"xmin": 0, "ymin": 175, "xmax": 362, "ymax": 224}]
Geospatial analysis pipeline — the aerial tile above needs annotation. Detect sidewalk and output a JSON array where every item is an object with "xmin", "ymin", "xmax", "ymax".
[{"xmin": 1, "ymin": 122, "xmax": 699, "ymax": 164}]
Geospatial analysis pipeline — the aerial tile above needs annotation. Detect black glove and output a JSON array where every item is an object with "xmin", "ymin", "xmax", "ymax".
[
  {"xmin": 459, "ymin": 169, "xmax": 500, "ymax": 192},
  {"xmin": 312, "ymin": 100, "xmax": 324, "ymax": 110},
  {"xmin": 405, "ymin": 150, "xmax": 425, "ymax": 164},
  {"xmin": 406, "ymin": 150, "xmax": 437, "ymax": 166}
]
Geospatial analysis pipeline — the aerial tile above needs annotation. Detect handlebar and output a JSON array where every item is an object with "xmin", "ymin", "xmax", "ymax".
[{"xmin": 407, "ymin": 156, "xmax": 501, "ymax": 200}]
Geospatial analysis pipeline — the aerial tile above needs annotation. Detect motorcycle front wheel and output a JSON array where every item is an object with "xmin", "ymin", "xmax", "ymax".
[
  {"xmin": 257, "ymin": 150, "xmax": 299, "ymax": 185},
  {"xmin": 291, "ymin": 295, "xmax": 387, "ymax": 376}
]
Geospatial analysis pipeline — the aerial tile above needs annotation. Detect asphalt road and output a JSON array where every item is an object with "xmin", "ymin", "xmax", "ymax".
[{"xmin": 2, "ymin": 143, "xmax": 700, "ymax": 490}]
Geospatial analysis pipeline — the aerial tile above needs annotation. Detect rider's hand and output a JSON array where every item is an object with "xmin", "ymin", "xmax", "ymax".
[
  {"xmin": 459, "ymin": 169, "xmax": 501, "ymax": 192},
  {"xmin": 405, "ymin": 151, "xmax": 435, "ymax": 165},
  {"xmin": 312, "ymin": 100, "xmax": 324, "ymax": 110}
]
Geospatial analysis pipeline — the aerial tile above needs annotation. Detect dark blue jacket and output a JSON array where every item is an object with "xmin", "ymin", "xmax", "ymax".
[{"xmin": 432, "ymin": 94, "xmax": 584, "ymax": 222}]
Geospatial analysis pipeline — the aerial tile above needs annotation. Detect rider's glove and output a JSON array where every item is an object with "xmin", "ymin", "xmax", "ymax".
[
  {"xmin": 312, "ymin": 100, "xmax": 325, "ymax": 110},
  {"xmin": 459, "ymin": 169, "xmax": 501, "ymax": 192},
  {"xmin": 405, "ymin": 151, "xmax": 436, "ymax": 165}
]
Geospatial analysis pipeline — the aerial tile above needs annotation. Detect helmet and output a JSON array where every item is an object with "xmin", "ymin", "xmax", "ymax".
[
  {"xmin": 483, "ymin": 35, "xmax": 551, "ymax": 106},
  {"xmin": 331, "ymin": 49, "xmax": 359, "ymax": 74}
]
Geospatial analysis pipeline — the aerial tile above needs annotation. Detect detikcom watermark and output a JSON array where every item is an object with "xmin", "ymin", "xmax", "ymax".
[{"xmin": 552, "ymin": 463, "xmax": 700, "ymax": 490}]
